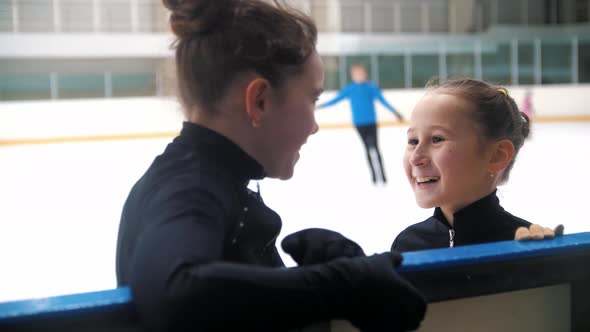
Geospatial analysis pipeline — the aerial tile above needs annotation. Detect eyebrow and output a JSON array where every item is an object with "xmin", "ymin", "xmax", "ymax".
[
  {"xmin": 407, "ymin": 125, "xmax": 452, "ymax": 134},
  {"xmin": 429, "ymin": 125, "xmax": 452, "ymax": 132}
]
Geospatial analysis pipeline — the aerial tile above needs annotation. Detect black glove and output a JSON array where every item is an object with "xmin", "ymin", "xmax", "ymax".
[
  {"xmin": 281, "ymin": 228, "xmax": 366, "ymax": 266},
  {"xmin": 350, "ymin": 252, "xmax": 426, "ymax": 332},
  {"xmin": 310, "ymin": 252, "xmax": 426, "ymax": 332}
]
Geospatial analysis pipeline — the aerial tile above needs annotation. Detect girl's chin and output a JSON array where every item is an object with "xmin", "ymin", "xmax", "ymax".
[{"xmin": 415, "ymin": 197, "xmax": 437, "ymax": 209}]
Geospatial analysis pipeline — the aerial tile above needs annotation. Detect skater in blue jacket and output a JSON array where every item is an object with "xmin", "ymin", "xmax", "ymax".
[{"xmin": 318, "ymin": 64, "xmax": 404, "ymax": 184}]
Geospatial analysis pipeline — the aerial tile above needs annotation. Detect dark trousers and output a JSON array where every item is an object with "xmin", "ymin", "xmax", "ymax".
[{"xmin": 355, "ymin": 124, "xmax": 387, "ymax": 184}]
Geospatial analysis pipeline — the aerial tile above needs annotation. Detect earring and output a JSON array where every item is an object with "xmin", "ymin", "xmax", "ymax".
[
  {"xmin": 252, "ymin": 119, "xmax": 261, "ymax": 128},
  {"xmin": 489, "ymin": 173, "xmax": 495, "ymax": 178}
]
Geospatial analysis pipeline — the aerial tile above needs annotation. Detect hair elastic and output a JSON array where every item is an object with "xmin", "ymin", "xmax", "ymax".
[{"xmin": 498, "ymin": 88, "xmax": 507, "ymax": 96}]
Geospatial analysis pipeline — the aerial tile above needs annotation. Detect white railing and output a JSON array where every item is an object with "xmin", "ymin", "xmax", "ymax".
[
  {"xmin": 0, "ymin": 0, "xmax": 168, "ymax": 33},
  {"xmin": 1, "ymin": 0, "xmax": 588, "ymax": 34}
]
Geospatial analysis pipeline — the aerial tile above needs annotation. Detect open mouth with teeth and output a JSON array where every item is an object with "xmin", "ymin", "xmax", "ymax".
[{"xmin": 416, "ymin": 176, "xmax": 440, "ymax": 184}]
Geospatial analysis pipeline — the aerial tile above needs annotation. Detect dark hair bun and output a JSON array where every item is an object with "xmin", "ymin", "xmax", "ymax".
[
  {"xmin": 162, "ymin": 0, "xmax": 233, "ymax": 38},
  {"xmin": 520, "ymin": 112, "xmax": 531, "ymax": 140}
]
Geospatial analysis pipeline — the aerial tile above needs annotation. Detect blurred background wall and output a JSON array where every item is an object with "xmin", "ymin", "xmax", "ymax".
[
  {"xmin": 2, "ymin": 0, "xmax": 589, "ymax": 96},
  {"xmin": 1, "ymin": 0, "xmax": 589, "ymax": 138}
]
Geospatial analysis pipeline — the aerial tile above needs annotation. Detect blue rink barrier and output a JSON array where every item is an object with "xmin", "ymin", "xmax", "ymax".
[{"xmin": 1, "ymin": 232, "xmax": 590, "ymax": 331}]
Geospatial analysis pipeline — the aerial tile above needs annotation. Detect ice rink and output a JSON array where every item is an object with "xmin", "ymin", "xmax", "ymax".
[{"xmin": 1, "ymin": 121, "xmax": 589, "ymax": 302}]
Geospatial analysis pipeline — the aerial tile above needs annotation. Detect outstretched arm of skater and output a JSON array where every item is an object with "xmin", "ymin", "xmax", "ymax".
[
  {"xmin": 317, "ymin": 84, "xmax": 353, "ymax": 109},
  {"xmin": 371, "ymin": 83, "xmax": 404, "ymax": 121}
]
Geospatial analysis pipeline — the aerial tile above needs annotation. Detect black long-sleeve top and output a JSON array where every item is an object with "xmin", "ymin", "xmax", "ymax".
[
  {"xmin": 392, "ymin": 191, "xmax": 532, "ymax": 253},
  {"xmin": 115, "ymin": 123, "xmax": 304, "ymax": 330},
  {"xmin": 115, "ymin": 122, "xmax": 426, "ymax": 332}
]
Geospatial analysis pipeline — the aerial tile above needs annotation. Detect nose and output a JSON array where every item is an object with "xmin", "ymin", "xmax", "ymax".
[
  {"xmin": 409, "ymin": 144, "xmax": 429, "ymax": 167},
  {"xmin": 311, "ymin": 119, "xmax": 319, "ymax": 135}
]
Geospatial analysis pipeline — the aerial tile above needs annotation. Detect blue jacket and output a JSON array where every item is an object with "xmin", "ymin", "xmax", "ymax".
[{"xmin": 319, "ymin": 82, "xmax": 400, "ymax": 126}]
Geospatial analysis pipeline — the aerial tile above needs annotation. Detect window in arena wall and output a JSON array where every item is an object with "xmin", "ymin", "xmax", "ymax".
[
  {"xmin": 112, "ymin": 72, "xmax": 157, "ymax": 97},
  {"xmin": 340, "ymin": 1, "xmax": 364, "ymax": 33},
  {"xmin": 321, "ymin": 56, "xmax": 341, "ymax": 92},
  {"xmin": 482, "ymin": 42, "xmax": 511, "ymax": 85},
  {"xmin": 579, "ymin": 41, "xmax": 590, "ymax": 83},
  {"xmin": 518, "ymin": 41, "xmax": 535, "ymax": 85},
  {"xmin": 61, "ymin": 0, "xmax": 93, "ymax": 32},
  {"xmin": 541, "ymin": 40, "xmax": 572, "ymax": 84},
  {"xmin": 58, "ymin": 73, "xmax": 106, "ymax": 99},
  {"xmin": 447, "ymin": 51, "xmax": 475, "ymax": 77},
  {"xmin": 411, "ymin": 55, "xmax": 438, "ymax": 88},
  {"xmin": 19, "ymin": 0, "xmax": 53, "ymax": 32},
  {"xmin": 0, "ymin": 74, "xmax": 51, "ymax": 101},
  {"xmin": 100, "ymin": 0, "xmax": 132, "ymax": 32},
  {"xmin": 0, "ymin": 1, "xmax": 12, "ymax": 32},
  {"xmin": 378, "ymin": 55, "xmax": 405, "ymax": 89}
]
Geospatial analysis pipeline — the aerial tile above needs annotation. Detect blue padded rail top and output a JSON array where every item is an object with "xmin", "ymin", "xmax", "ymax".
[
  {"xmin": 0, "ymin": 287, "xmax": 132, "ymax": 321},
  {"xmin": 399, "ymin": 231, "xmax": 590, "ymax": 273},
  {"xmin": 1, "ymin": 232, "xmax": 590, "ymax": 321}
]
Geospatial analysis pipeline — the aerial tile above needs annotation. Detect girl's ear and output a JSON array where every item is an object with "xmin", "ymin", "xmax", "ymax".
[
  {"xmin": 245, "ymin": 78, "xmax": 270, "ymax": 128},
  {"xmin": 488, "ymin": 139, "xmax": 515, "ymax": 174}
]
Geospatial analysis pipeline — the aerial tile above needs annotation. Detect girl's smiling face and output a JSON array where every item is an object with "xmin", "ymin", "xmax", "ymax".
[{"xmin": 404, "ymin": 91, "xmax": 498, "ymax": 219}]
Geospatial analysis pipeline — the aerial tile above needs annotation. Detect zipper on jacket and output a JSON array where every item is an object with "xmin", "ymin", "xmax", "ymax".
[
  {"xmin": 255, "ymin": 181, "xmax": 262, "ymax": 201},
  {"xmin": 449, "ymin": 229, "xmax": 455, "ymax": 247}
]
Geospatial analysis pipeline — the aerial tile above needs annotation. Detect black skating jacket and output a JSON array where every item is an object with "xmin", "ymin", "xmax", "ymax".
[
  {"xmin": 392, "ymin": 191, "xmax": 532, "ymax": 253},
  {"xmin": 116, "ymin": 122, "xmax": 426, "ymax": 332}
]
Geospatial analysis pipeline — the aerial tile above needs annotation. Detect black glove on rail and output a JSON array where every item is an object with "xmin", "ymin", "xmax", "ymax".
[
  {"xmin": 340, "ymin": 252, "xmax": 426, "ymax": 332},
  {"xmin": 132, "ymin": 252, "xmax": 426, "ymax": 332},
  {"xmin": 281, "ymin": 228, "xmax": 366, "ymax": 266}
]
